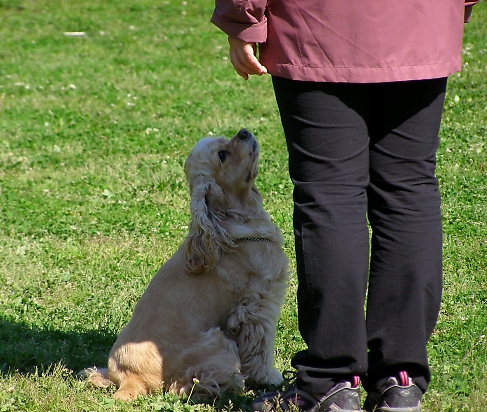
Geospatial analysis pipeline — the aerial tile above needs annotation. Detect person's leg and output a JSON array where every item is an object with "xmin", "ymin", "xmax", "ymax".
[
  {"xmin": 272, "ymin": 76, "xmax": 370, "ymax": 395},
  {"xmin": 365, "ymin": 78, "xmax": 447, "ymax": 395}
]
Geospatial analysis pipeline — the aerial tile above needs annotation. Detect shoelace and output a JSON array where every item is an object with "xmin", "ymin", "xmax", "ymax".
[
  {"xmin": 281, "ymin": 370, "xmax": 298, "ymax": 389},
  {"xmin": 280, "ymin": 370, "xmax": 361, "ymax": 390}
]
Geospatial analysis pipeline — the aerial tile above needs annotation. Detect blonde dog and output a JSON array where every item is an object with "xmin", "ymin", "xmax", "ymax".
[{"xmin": 86, "ymin": 129, "xmax": 289, "ymax": 401}]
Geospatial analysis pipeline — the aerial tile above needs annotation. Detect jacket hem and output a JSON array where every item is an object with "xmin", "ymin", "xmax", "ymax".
[{"xmin": 266, "ymin": 59, "xmax": 462, "ymax": 83}]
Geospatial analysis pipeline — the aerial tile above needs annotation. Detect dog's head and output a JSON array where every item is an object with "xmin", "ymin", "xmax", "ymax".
[{"xmin": 184, "ymin": 129, "xmax": 262, "ymax": 274}]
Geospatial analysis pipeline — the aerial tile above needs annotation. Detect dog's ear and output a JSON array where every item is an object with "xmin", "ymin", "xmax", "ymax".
[{"xmin": 185, "ymin": 175, "xmax": 234, "ymax": 275}]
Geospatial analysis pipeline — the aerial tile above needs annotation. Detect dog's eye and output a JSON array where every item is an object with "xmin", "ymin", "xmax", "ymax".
[{"xmin": 217, "ymin": 151, "xmax": 229, "ymax": 163}]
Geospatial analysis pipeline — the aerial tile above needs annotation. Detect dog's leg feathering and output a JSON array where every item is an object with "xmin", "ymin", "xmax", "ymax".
[{"xmin": 226, "ymin": 291, "xmax": 286, "ymax": 388}]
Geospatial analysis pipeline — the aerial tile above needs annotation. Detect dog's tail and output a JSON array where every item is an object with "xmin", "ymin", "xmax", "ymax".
[{"xmin": 81, "ymin": 367, "xmax": 112, "ymax": 388}]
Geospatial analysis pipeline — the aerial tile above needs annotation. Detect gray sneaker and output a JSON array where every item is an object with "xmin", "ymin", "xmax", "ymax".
[
  {"xmin": 251, "ymin": 375, "xmax": 362, "ymax": 412},
  {"xmin": 363, "ymin": 371, "xmax": 422, "ymax": 412}
]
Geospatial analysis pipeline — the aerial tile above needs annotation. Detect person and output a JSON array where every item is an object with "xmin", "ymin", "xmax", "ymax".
[{"xmin": 211, "ymin": 1, "xmax": 477, "ymax": 411}]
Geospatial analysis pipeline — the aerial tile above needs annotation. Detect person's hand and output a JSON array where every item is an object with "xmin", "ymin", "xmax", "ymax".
[{"xmin": 228, "ymin": 37, "xmax": 267, "ymax": 80}]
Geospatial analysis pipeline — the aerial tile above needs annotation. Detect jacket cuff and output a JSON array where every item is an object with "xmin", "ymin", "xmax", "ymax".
[
  {"xmin": 211, "ymin": 13, "xmax": 268, "ymax": 43},
  {"xmin": 464, "ymin": 0, "xmax": 479, "ymax": 23}
]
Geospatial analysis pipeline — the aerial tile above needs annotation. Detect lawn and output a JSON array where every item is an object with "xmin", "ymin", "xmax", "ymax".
[{"xmin": 0, "ymin": 1, "xmax": 486, "ymax": 411}]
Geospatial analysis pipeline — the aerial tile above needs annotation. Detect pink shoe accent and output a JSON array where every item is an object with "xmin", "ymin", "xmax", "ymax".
[
  {"xmin": 289, "ymin": 395, "xmax": 307, "ymax": 407},
  {"xmin": 399, "ymin": 371, "xmax": 409, "ymax": 386},
  {"xmin": 352, "ymin": 375, "xmax": 361, "ymax": 388}
]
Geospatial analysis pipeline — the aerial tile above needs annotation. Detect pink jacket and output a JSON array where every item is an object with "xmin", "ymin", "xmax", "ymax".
[{"xmin": 212, "ymin": 0, "xmax": 478, "ymax": 83}]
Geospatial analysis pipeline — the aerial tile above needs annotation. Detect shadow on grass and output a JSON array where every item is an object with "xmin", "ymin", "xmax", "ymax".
[
  {"xmin": 0, "ymin": 319, "xmax": 268, "ymax": 410},
  {"xmin": 0, "ymin": 319, "xmax": 116, "ymax": 375}
]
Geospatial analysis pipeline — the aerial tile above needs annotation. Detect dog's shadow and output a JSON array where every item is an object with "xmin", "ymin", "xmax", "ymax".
[
  {"xmin": 0, "ymin": 319, "xmax": 273, "ymax": 410},
  {"xmin": 0, "ymin": 318, "xmax": 115, "ymax": 375}
]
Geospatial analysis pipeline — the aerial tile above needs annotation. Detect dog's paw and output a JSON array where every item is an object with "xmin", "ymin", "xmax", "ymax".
[
  {"xmin": 245, "ymin": 367, "xmax": 284, "ymax": 390},
  {"xmin": 81, "ymin": 367, "xmax": 112, "ymax": 388},
  {"xmin": 266, "ymin": 368, "xmax": 284, "ymax": 386},
  {"xmin": 113, "ymin": 388, "xmax": 138, "ymax": 401}
]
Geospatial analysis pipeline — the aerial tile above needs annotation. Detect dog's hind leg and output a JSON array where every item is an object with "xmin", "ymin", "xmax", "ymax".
[
  {"xmin": 174, "ymin": 328, "xmax": 245, "ymax": 399},
  {"xmin": 107, "ymin": 341, "xmax": 163, "ymax": 401},
  {"xmin": 112, "ymin": 373, "xmax": 149, "ymax": 401}
]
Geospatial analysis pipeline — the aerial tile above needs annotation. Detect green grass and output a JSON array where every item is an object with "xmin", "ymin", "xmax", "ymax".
[{"xmin": 1, "ymin": 1, "xmax": 486, "ymax": 410}]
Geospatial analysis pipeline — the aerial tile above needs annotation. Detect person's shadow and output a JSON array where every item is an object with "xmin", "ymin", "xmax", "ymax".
[{"xmin": 0, "ymin": 318, "xmax": 115, "ymax": 375}]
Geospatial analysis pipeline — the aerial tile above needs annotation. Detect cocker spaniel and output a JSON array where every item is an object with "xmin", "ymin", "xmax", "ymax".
[{"xmin": 86, "ymin": 128, "xmax": 289, "ymax": 401}]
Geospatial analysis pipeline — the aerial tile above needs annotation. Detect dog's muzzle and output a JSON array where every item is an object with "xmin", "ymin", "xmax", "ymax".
[
  {"xmin": 238, "ymin": 128, "xmax": 258, "ymax": 153},
  {"xmin": 238, "ymin": 128, "xmax": 253, "ymax": 140}
]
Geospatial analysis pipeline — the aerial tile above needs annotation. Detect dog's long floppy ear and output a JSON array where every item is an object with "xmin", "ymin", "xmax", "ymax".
[{"xmin": 185, "ymin": 175, "xmax": 234, "ymax": 275}]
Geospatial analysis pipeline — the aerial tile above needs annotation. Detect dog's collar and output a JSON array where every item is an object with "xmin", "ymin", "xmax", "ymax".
[{"xmin": 236, "ymin": 237, "xmax": 271, "ymax": 243}]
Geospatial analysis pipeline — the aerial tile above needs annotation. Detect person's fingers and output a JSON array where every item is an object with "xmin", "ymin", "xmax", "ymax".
[
  {"xmin": 229, "ymin": 46, "xmax": 250, "ymax": 79},
  {"xmin": 237, "ymin": 43, "xmax": 267, "ymax": 75},
  {"xmin": 229, "ymin": 40, "xmax": 257, "ymax": 77},
  {"xmin": 228, "ymin": 37, "xmax": 267, "ymax": 79}
]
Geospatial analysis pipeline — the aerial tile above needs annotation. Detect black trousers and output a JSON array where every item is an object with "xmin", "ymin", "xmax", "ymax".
[{"xmin": 272, "ymin": 77, "xmax": 447, "ymax": 394}]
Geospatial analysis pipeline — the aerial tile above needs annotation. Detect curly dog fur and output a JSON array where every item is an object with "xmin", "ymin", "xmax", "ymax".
[{"xmin": 85, "ymin": 129, "xmax": 289, "ymax": 401}]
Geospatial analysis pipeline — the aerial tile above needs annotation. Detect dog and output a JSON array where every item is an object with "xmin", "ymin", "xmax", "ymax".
[{"xmin": 86, "ymin": 129, "xmax": 289, "ymax": 401}]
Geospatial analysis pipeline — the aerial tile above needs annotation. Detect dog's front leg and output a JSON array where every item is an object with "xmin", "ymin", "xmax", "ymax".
[{"xmin": 226, "ymin": 292, "xmax": 284, "ymax": 388}]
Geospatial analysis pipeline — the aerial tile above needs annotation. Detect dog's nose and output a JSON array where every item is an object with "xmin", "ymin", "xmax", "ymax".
[{"xmin": 238, "ymin": 128, "xmax": 252, "ymax": 140}]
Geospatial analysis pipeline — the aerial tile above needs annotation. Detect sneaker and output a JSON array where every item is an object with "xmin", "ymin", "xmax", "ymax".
[
  {"xmin": 363, "ymin": 371, "xmax": 422, "ymax": 412},
  {"xmin": 251, "ymin": 375, "xmax": 361, "ymax": 412}
]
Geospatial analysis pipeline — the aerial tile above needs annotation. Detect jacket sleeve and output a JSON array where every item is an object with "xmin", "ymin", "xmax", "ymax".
[
  {"xmin": 464, "ymin": 0, "xmax": 479, "ymax": 23},
  {"xmin": 211, "ymin": 0, "xmax": 268, "ymax": 43}
]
